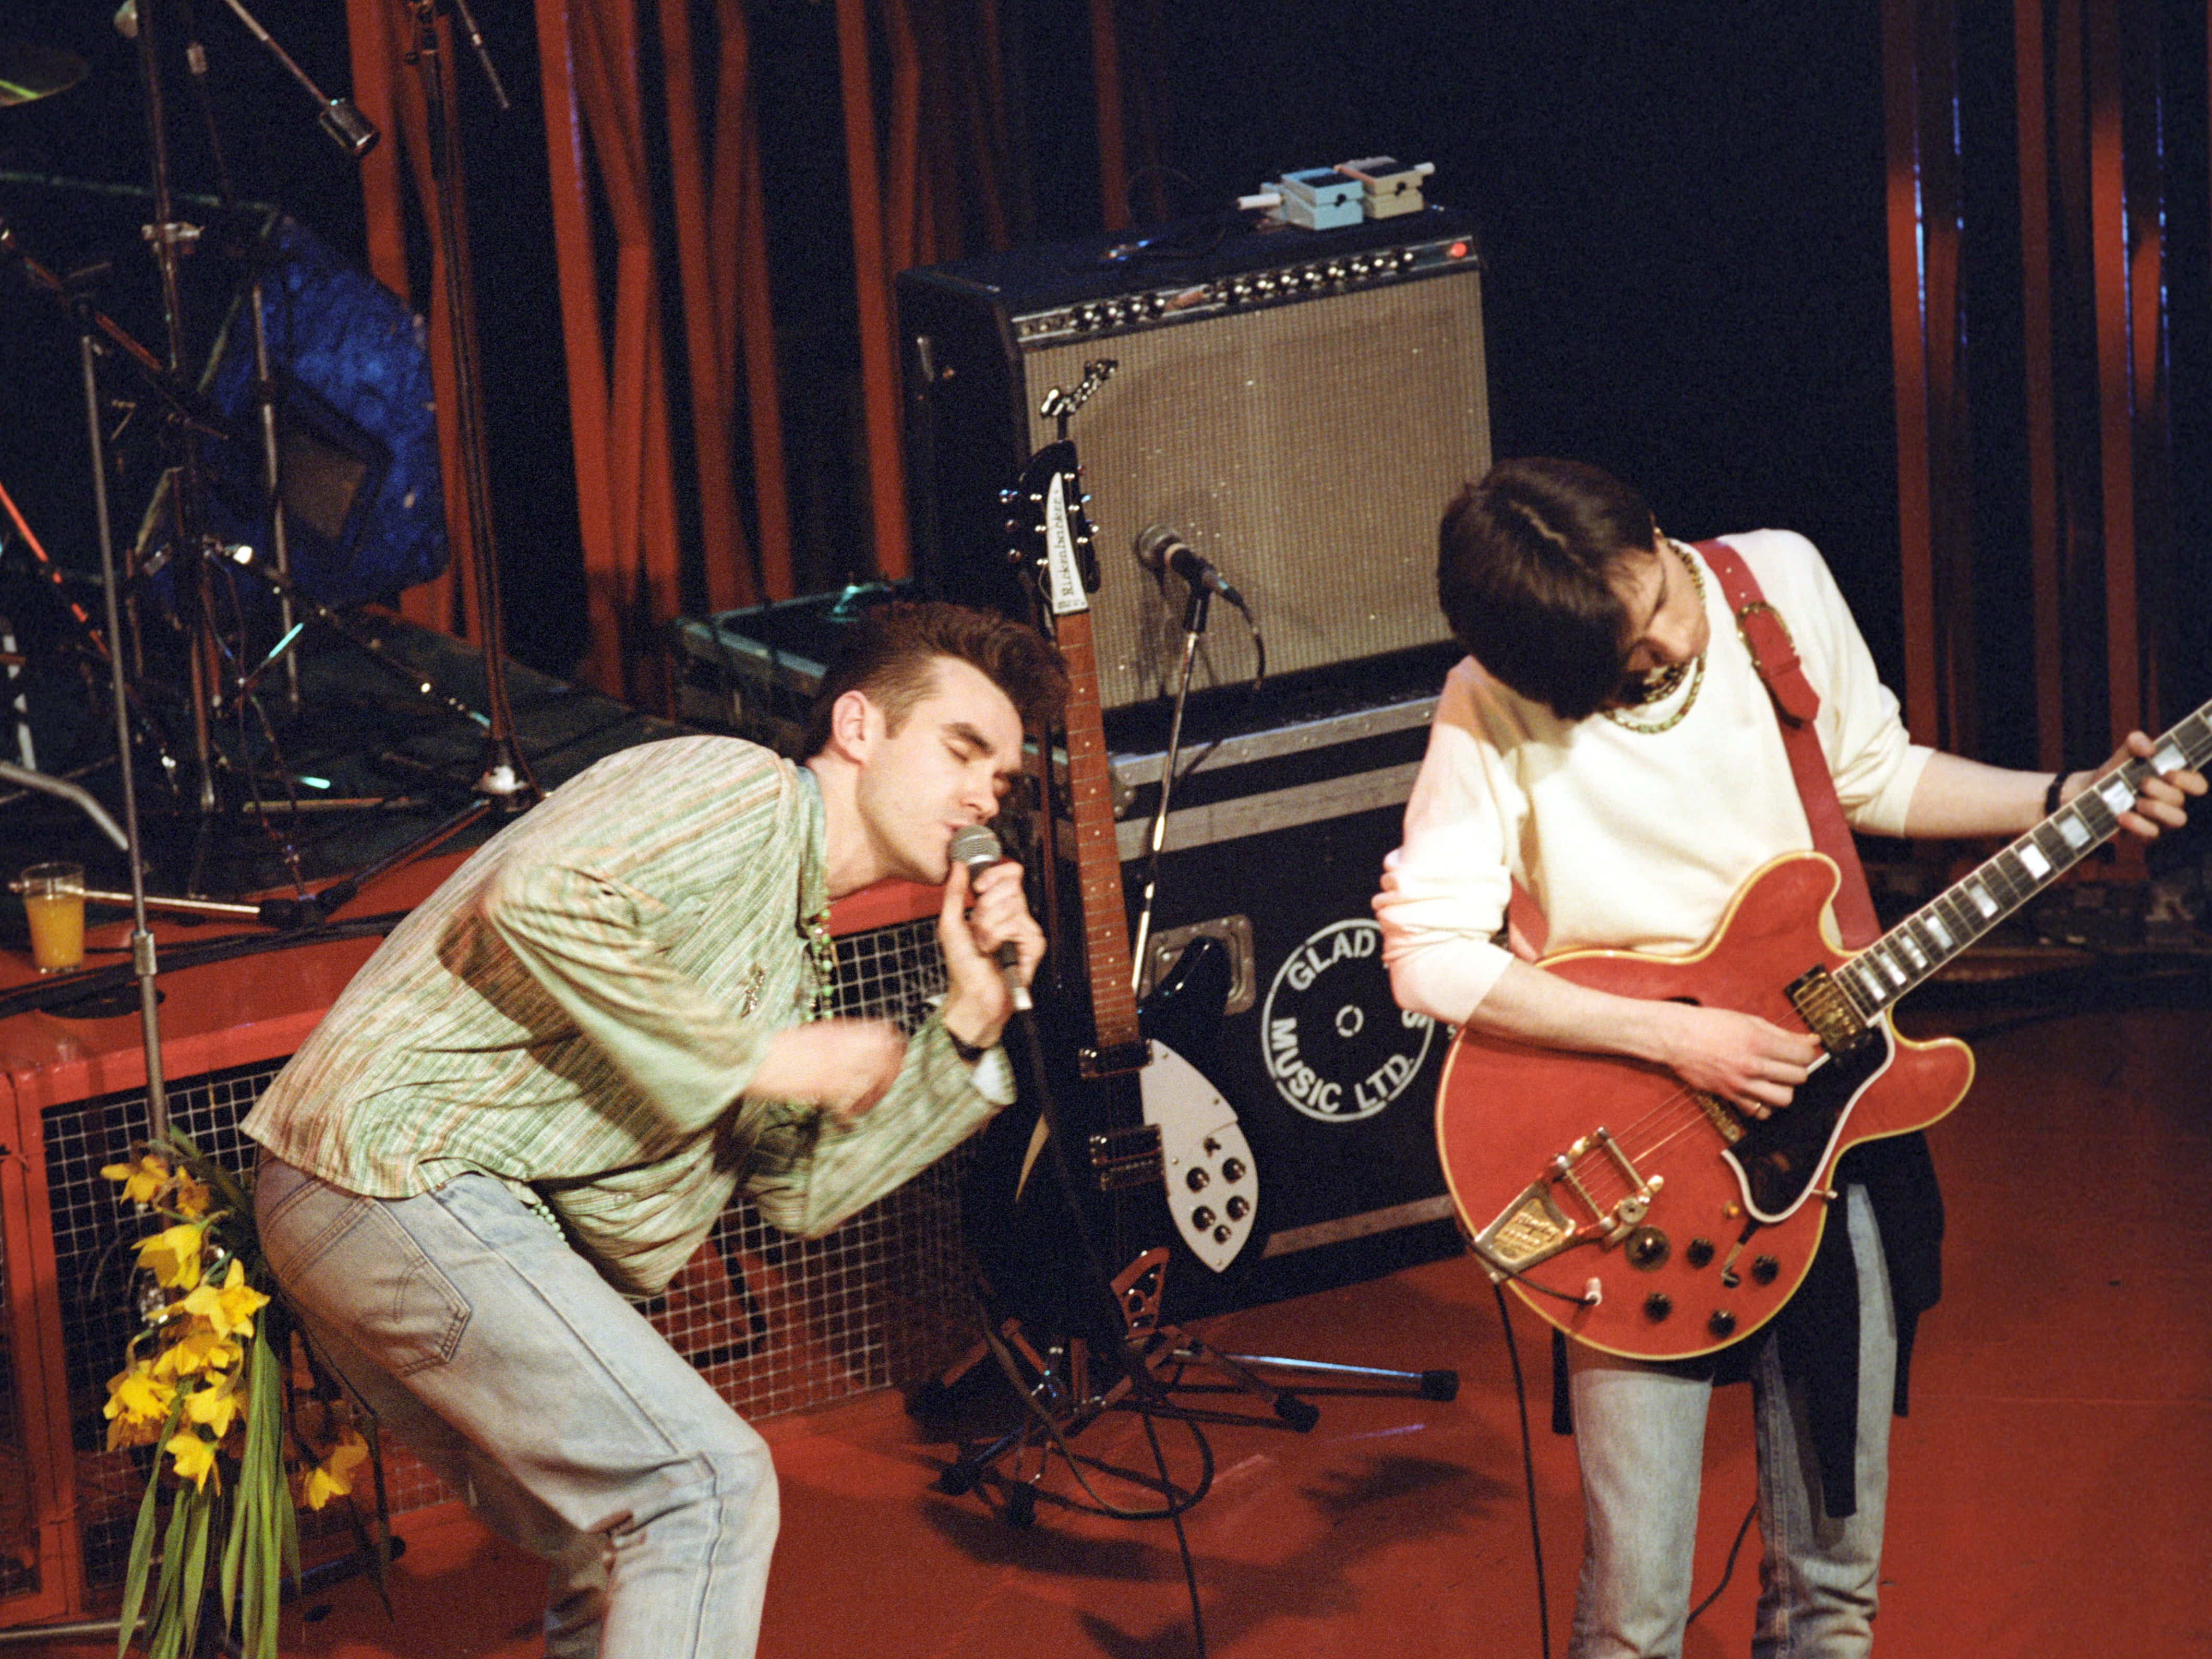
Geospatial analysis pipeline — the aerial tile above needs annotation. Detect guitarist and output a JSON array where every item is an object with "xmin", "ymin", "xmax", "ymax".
[{"xmin": 1373, "ymin": 457, "xmax": 2201, "ymax": 1659}]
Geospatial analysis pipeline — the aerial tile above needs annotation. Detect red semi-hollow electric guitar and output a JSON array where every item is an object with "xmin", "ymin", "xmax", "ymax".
[{"xmin": 1437, "ymin": 698, "xmax": 2212, "ymax": 1361}]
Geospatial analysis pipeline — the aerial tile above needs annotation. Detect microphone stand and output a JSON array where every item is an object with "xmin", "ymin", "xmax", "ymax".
[
  {"xmin": 399, "ymin": 0, "xmax": 534, "ymax": 812},
  {"xmin": 1127, "ymin": 578, "xmax": 1209, "ymax": 996}
]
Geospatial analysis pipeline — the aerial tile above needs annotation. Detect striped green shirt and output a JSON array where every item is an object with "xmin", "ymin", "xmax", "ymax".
[{"xmin": 244, "ymin": 735, "xmax": 1006, "ymax": 1295}]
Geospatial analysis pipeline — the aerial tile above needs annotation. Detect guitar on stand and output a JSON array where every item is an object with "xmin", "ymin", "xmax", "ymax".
[
  {"xmin": 933, "ymin": 370, "xmax": 1459, "ymax": 1520},
  {"xmin": 1437, "ymin": 696, "xmax": 2212, "ymax": 1361}
]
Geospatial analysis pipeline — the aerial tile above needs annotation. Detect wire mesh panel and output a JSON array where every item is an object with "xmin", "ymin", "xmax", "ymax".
[{"xmin": 31, "ymin": 912, "xmax": 966, "ymax": 1592}]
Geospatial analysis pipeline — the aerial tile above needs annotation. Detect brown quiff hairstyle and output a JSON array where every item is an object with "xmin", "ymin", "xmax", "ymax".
[
  {"xmin": 803, "ymin": 600, "xmax": 1069, "ymax": 757},
  {"xmin": 1436, "ymin": 457, "xmax": 1661, "ymax": 722}
]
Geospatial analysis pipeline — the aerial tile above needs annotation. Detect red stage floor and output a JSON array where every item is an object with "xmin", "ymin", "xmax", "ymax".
[{"xmin": 12, "ymin": 999, "xmax": 2210, "ymax": 1658}]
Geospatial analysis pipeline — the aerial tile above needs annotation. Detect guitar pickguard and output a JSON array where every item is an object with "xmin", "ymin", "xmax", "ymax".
[{"xmin": 1724, "ymin": 1023, "xmax": 1894, "ymax": 1223}]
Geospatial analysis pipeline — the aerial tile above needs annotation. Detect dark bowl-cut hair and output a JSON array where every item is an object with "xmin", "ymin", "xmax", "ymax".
[
  {"xmin": 802, "ymin": 600, "xmax": 1069, "ymax": 758},
  {"xmin": 1436, "ymin": 457, "xmax": 1661, "ymax": 722}
]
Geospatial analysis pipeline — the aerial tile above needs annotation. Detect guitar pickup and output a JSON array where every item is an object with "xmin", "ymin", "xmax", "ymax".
[{"xmin": 1089, "ymin": 1123, "xmax": 1164, "ymax": 1191}]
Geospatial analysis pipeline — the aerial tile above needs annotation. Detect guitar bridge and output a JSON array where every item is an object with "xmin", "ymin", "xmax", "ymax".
[
  {"xmin": 1468, "ymin": 1128, "xmax": 1663, "ymax": 1278},
  {"xmin": 1089, "ymin": 1123, "xmax": 1164, "ymax": 1192}
]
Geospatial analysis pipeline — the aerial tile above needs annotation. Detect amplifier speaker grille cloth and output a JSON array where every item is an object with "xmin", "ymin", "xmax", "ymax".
[{"xmin": 1021, "ymin": 269, "xmax": 1489, "ymax": 710}]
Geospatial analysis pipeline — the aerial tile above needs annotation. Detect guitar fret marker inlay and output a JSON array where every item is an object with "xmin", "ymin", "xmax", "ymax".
[
  {"xmin": 1966, "ymin": 881, "xmax": 1998, "ymax": 917},
  {"xmin": 2017, "ymin": 845, "xmax": 2051, "ymax": 880},
  {"xmin": 2098, "ymin": 777, "xmax": 2135, "ymax": 814},
  {"xmin": 2057, "ymin": 815, "xmax": 2090, "ymax": 849}
]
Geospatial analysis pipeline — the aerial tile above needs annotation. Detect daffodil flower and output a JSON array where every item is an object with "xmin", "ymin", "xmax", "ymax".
[
  {"xmin": 152, "ymin": 1326, "xmax": 244, "ymax": 1382},
  {"xmin": 178, "ymin": 1259, "xmax": 269, "ymax": 1340},
  {"xmin": 101, "ymin": 1153, "xmax": 173, "ymax": 1208},
  {"xmin": 167, "ymin": 1429, "xmax": 220, "ymax": 1493},
  {"xmin": 136, "ymin": 1222, "xmax": 209, "ymax": 1292},
  {"xmin": 299, "ymin": 1427, "xmax": 370, "ymax": 1511},
  {"xmin": 182, "ymin": 1371, "xmax": 245, "ymax": 1441},
  {"xmin": 169, "ymin": 1169, "xmax": 212, "ymax": 1219},
  {"xmin": 103, "ymin": 1364, "xmax": 176, "ymax": 1450}
]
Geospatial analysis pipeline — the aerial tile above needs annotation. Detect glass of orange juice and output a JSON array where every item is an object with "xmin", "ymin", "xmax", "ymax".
[{"xmin": 19, "ymin": 862, "xmax": 86, "ymax": 973}]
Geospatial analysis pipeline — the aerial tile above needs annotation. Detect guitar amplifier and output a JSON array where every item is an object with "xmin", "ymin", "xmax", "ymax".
[{"xmin": 897, "ymin": 206, "xmax": 1491, "ymax": 712}]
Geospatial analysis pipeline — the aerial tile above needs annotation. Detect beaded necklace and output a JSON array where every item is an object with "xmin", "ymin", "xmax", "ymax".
[{"xmin": 1603, "ymin": 539, "xmax": 1709, "ymax": 736}]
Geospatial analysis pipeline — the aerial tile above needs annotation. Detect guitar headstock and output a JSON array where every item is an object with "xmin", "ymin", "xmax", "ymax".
[{"xmin": 1004, "ymin": 439, "xmax": 1100, "ymax": 624}]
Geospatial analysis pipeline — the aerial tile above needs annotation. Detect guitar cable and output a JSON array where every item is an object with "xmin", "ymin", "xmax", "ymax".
[
  {"xmin": 1492, "ymin": 1280, "xmax": 1763, "ymax": 1652},
  {"xmin": 997, "ymin": 999, "xmax": 1216, "ymax": 1654},
  {"xmin": 1493, "ymin": 1281, "xmax": 1557, "ymax": 1659}
]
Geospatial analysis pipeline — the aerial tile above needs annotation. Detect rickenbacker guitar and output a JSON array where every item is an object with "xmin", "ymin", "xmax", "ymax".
[
  {"xmin": 1438, "ymin": 698, "xmax": 2212, "ymax": 1362},
  {"xmin": 1009, "ymin": 424, "xmax": 1259, "ymax": 1323}
]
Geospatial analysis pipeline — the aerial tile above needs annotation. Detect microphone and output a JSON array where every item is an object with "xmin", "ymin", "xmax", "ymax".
[
  {"xmin": 948, "ymin": 825, "xmax": 1030, "ymax": 1007},
  {"xmin": 1134, "ymin": 524, "xmax": 1249, "ymax": 613}
]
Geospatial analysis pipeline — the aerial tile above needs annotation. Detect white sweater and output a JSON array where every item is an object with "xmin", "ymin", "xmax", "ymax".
[{"xmin": 1374, "ymin": 530, "xmax": 1934, "ymax": 1025}]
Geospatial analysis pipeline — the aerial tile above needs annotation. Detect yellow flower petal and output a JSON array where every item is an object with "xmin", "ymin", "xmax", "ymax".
[
  {"xmin": 101, "ymin": 1153, "xmax": 172, "ymax": 1208},
  {"xmin": 136, "ymin": 1222, "xmax": 207, "ymax": 1292},
  {"xmin": 104, "ymin": 1364, "xmax": 175, "ymax": 1425},
  {"xmin": 169, "ymin": 1170, "xmax": 211, "ymax": 1219},
  {"xmin": 167, "ymin": 1429, "xmax": 220, "ymax": 1493},
  {"xmin": 152, "ymin": 1327, "xmax": 243, "ymax": 1381},
  {"xmin": 181, "ymin": 1372, "xmax": 243, "ymax": 1440},
  {"xmin": 177, "ymin": 1260, "xmax": 268, "ymax": 1341}
]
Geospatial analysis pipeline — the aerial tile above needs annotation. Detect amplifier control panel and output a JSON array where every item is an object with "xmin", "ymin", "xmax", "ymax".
[{"xmin": 1009, "ymin": 231, "xmax": 1480, "ymax": 347}]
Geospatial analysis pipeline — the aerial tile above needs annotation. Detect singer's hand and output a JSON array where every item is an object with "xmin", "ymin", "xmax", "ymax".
[{"xmin": 937, "ymin": 854, "xmax": 1044, "ymax": 1051}]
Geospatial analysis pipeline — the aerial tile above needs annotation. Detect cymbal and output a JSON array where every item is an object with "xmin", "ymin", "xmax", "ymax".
[{"xmin": 0, "ymin": 42, "xmax": 89, "ymax": 110}]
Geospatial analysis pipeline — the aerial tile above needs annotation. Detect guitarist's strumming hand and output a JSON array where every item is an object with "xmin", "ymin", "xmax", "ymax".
[
  {"xmin": 1646, "ymin": 1001, "xmax": 1821, "ymax": 1120},
  {"xmin": 937, "ymin": 852, "xmax": 1046, "ymax": 1055}
]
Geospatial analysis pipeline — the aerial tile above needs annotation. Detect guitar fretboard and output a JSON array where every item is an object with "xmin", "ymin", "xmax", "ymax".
[
  {"xmin": 1832, "ymin": 699, "xmax": 2212, "ymax": 1019},
  {"xmin": 1056, "ymin": 609, "xmax": 1143, "ymax": 1053}
]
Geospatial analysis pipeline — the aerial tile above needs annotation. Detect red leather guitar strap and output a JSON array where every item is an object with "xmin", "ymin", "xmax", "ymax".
[{"xmin": 1692, "ymin": 538, "xmax": 1881, "ymax": 950}]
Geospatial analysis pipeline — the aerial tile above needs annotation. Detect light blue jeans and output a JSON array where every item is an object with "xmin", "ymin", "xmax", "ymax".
[
  {"xmin": 1566, "ymin": 1184, "xmax": 1896, "ymax": 1659},
  {"xmin": 255, "ymin": 1157, "xmax": 778, "ymax": 1659}
]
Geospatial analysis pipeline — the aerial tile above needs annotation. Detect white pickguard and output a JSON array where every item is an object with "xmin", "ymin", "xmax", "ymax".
[{"xmin": 1141, "ymin": 1039, "xmax": 1257, "ymax": 1273}]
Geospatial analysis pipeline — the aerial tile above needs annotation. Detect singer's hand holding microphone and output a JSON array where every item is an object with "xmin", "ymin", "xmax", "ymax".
[
  {"xmin": 943, "ymin": 824, "xmax": 1044, "ymax": 1036},
  {"xmin": 746, "ymin": 824, "xmax": 1038, "ymax": 1125}
]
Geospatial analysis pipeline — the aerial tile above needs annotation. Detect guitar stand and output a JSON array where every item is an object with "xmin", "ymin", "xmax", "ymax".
[{"xmin": 921, "ymin": 1249, "xmax": 1460, "ymax": 1527}]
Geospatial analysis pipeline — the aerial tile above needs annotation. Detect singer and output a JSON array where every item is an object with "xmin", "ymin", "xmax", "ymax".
[{"xmin": 244, "ymin": 602, "xmax": 1065, "ymax": 1658}]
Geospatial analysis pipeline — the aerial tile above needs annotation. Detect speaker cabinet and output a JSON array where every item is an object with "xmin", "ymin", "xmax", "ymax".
[{"xmin": 899, "ymin": 207, "xmax": 1492, "ymax": 711}]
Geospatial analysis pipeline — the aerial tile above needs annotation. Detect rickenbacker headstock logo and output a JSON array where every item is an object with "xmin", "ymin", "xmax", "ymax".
[{"xmin": 1262, "ymin": 919, "xmax": 1437, "ymax": 1123}]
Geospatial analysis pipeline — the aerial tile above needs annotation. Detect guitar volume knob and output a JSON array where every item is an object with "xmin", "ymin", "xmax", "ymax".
[
  {"xmin": 1191, "ymin": 1206, "xmax": 1215, "ymax": 1231},
  {"xmin": 1707, "ymin": 1309, "xmax": 1737, "ymax": 1339},
  {"xmin": 1185, "ymin": 1167, "xmax": 1210, "ymax": 1191},
  {"xmin": 1225, "ymin": 1196, "xmax": 1249, "ymax": 1220},
  {"xmin": 1221, "ymin": 1157, "xmax": 1246, "ymax": 1182}
]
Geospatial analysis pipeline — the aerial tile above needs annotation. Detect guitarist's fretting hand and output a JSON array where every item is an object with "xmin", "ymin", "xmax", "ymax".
[{"xmin": 937, "ymin": 853, "xmax": 1045, "ymax": 1054}]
